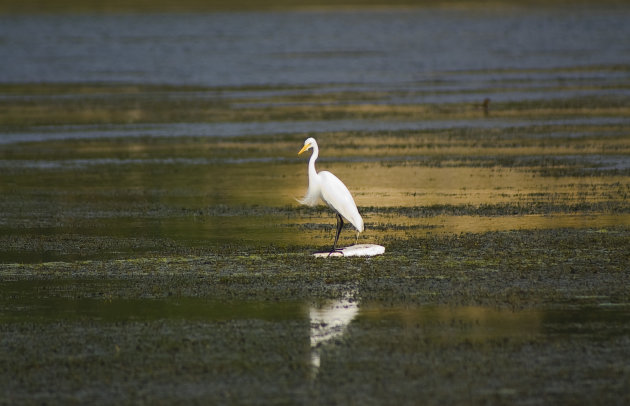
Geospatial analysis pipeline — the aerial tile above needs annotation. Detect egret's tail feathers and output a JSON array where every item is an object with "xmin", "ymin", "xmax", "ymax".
[
  {"xmin": 354, "ymin": 215, "xmax": 364, "ymax": 233},
  {"xmin": 343, "ymin": 212, "xmax": 363, "ymax": 233}
]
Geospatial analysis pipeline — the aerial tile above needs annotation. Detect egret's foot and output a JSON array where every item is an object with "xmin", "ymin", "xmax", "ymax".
[{"xmin": 327, "ymin": 248, "xmax": 345, "ymax": 257}]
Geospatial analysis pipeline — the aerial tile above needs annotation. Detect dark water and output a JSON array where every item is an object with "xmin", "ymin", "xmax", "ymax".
[
  {"xmin": 3, "ymin": 116, "xmax": 630, "ymax": 145},
  {"xmin": 1, "ymin": 9, "xmax": 629, "ymax": 88}
]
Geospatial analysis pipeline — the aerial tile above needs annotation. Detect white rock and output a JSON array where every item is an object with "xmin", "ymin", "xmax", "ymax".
[{"xmin": 313, "ymin": 244, "xmax": 385, "ymax": 258}]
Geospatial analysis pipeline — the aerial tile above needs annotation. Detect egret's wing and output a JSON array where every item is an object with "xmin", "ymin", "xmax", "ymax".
[{"xmin": 319, "ymin": 171, "xmax": 364, "ymax": 232}]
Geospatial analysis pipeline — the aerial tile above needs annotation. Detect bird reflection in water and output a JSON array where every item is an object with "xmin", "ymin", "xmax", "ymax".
[{"xmin": 309, "ymin": 292, "xmax": 359, "ymax": 373}]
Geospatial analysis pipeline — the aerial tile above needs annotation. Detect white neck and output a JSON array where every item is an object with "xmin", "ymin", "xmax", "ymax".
[{"xmin": 308, "ymin": 143, "xmax": 319, "ymax": 180}]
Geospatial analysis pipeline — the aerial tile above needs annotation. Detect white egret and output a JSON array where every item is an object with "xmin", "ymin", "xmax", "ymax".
[{"xmin": 298, "ymin": 137, "xmax": 364, "ymax": 252}]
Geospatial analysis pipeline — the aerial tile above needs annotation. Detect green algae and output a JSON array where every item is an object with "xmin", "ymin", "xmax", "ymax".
[
  {"xmin": 2, "ymin": 228, "xmax": 629, "ymax": 307},
  {"xmin": 1, "ymin": 227, "xmax": 630, "ymax": 405}
]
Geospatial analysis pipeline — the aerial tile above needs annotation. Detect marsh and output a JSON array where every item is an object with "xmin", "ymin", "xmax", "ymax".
[{"xmin": 1, "ymin": 4, "xmax": 629, "ymax": 404}]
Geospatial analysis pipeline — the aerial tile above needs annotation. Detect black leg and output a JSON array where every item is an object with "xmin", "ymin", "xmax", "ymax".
[{"xmin": 329, "ymin": 213, "xmax": 344, "ymax": 255}]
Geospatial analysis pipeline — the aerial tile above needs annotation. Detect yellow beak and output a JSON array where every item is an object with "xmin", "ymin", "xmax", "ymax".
[{"xmin": 298, "ymin": 144, "xmax": 311, "ymax": 155}]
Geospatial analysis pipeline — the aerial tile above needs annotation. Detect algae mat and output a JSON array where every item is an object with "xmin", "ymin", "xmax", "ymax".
[{"xmin": 1, "ymin": 228, "xmax": 630, "ymax": 405}]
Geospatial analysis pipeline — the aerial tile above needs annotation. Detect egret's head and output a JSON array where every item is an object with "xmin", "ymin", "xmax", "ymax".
[{"xmin": 298, "ymin": 137, "xmax": 316, "ymax": 155}]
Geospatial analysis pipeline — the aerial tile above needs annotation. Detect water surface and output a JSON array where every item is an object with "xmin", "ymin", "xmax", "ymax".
[{"xmin": 2, "ymin": 9, "xmax": 629, "ymax": 86}]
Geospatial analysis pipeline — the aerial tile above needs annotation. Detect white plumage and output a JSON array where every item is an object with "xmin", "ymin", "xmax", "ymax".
[{"xmin": 298, "ymin": 137, "xmax": 363, "ymax": 251}]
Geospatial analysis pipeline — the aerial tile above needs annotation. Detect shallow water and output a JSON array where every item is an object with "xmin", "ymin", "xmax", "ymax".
[
  {"xmin": 2, "ymin": 9, "xmax": 629, "ymax": 86},
  {"xmin": 3, "ymin": 279, "xmax": 629, "ymax": 361},
  {"xmin": 2, "ymin": 279, "xmax": 630, "ymax": 403},
  {"xmin": 4, "ymin": 116, "xmax": 630, "ymax": 145},
  {"xmin": 1, "ymin": 5, "xmax": 630, "ymax": 404},
  {"xmin": 1, "ymin": 138, "xmax": 628, "ymax": 262},
  {"xmin": 1, "ymin": 8, "xmax": 629, "ymax": 261}
]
